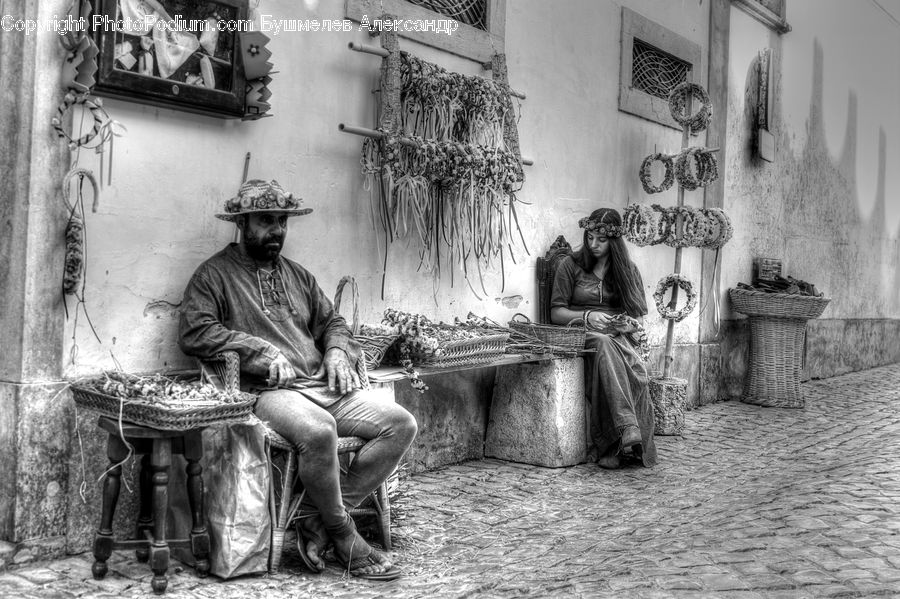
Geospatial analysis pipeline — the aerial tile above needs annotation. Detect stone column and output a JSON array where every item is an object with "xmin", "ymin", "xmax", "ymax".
[
  {"xmin": 0, "ymin": 0, "xmax": 75, "ymax": 560},
  {"xmin": 697, "ymin": 0, "xmax": 731, "ymax": 405}
]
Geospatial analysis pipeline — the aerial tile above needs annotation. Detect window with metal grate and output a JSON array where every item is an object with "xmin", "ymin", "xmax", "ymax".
[
  {"xmin": 404, "ymin": 0, "xmax": 487, "ymax": 30},
  {"xmin": 346, "ymin": 0, "xmax": 504, "ymax": 63},
  {"xmin": 631, "ymin": 39, "xmax": 690, "ymax": 101},
  {"xmin": 618, "ymin": 7, "xmax": 701, "ymax": 130}
]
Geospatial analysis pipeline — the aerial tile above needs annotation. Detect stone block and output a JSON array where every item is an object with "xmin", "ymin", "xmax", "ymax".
[
  {"xmin": 395, "ymin": 366, "xmax": 496, "ymax": 473},
  {"xmin": 15, "ymin": 383, "xmax": 75, "ymax": 541},
  {"xmin": 485, "ymin": 358, "xmax": 585, "ymax": 468},
  {"xmin": 698, "ymin": 343, "xmax": 723, "ymax": 406},
  {"xmin": 804, "ymin": 319, "xmax": 846, "ymax": 380},
  {"xmin": 718, "ymin": 319, "xmax": 750, "ymax": 400}
]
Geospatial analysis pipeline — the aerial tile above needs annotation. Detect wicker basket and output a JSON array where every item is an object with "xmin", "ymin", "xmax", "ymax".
[
  {"xmin": 412, "ymin": 333, "xmax": 510, "ymax": 369},
  {"xmin": 728, "ymin": 288, "xmax": 831, "ymax": 408},
  {"xmin": 729, "ymin": 288, "xmax": 830, "ymax": 320},
  {"xmin": 508, "ymin": 313, "xmax": 586, "ymax": 351},
  {"xmin": 649, "ymin": 376, "xmax": 687, "ymax": 435},
  {"xmin": 71, "ymin": 386, "xmax": 257, "ymax": 431},
  {"xmin": 334, "ymin": 276, "xmax": 398, "ymax": 370}
]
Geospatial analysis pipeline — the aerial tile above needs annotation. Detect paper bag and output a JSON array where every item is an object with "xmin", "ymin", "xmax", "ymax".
[{"xmin": 168, "ymin": 418, "xmax": 273, "ymax": 579}]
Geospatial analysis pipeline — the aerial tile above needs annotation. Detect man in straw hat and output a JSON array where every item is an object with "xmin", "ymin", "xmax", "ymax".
[{"xmin": 179, "ymin": 179, "xmax": 416, "ymax": 580}]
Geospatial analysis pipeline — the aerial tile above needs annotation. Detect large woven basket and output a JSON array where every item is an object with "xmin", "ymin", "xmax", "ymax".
[
  {"xmin": 729, "ymin": 288, "xmax": 830, "ymax": 320},
  {"xmin": 334, "ymin": 276, "xmax": 398, "ymax": 370},
  {"xmin": 413, "ymin": 333, "xmax": 510, "ymax": 369},
  {"xmin": 508, "ymin": 313, "xmax": 586, "ymax": 351},
  {"xmin": 71, "ymin": 386, "xmax": 257, "ymax": 431},
  {"xmin": 728, "ymin": 288, "xmax": 831, "ymax": 408}
]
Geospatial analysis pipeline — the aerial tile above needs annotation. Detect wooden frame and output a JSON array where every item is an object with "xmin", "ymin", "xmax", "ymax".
[
  {"xmin": 346, "ymin": 0, "xmax": 505, "ymax": 63},
  {"xmin": 89, "ymin": 0, "xmax": 249, "ymax": 118},
  {"xmin": 732, "ymin": 0, "xmax": 791, "ymax": 34},
  {"xmin": 619, "ymin": 7, "xmax": 702, "ymax": 131}
]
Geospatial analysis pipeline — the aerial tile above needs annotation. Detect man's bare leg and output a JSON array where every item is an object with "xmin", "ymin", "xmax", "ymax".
[{"xmin": 256, "ymin": 390, "xmax": 393, "ymax": 574}]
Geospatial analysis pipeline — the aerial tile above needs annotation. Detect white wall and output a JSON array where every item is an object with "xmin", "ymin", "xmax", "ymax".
[
  {"xmin": 65, "ymin": 0, "xmax": 712, "ymax": 376},
  {"xmin": 722, "ymin": 0, "xmax": 900, "ymax": 321}
]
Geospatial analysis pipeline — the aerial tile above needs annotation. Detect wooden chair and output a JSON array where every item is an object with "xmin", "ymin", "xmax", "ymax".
[
  {"xmin": 536, "ymin": 235, "xmax": 574, "ymax": 324},
  {"xmin": 202, "ymin": 351, "xmax": 391, "ymax": 572}
]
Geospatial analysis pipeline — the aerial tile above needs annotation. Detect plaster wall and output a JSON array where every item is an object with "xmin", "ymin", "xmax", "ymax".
[
  {"xmin": 717, "ymin": 1, "xmax": 900, "ymax": 388},
  {"xmin": 62, "ymin": 0, "xmax": 711, "ymax": 378},
  {"xmin": 722, "ymin": 2, "xmax": 900, "ymax": 320}
]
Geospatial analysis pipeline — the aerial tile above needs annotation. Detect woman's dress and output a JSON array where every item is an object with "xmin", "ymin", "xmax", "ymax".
[{"xmin": 551, "ymin": 256, "xmax": 657, "ymax": 466}]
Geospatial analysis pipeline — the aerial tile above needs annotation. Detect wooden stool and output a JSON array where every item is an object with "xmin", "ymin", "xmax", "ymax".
[{"xmin": 91, "ymin": 417, "xmax": 210, "ymax": 594}]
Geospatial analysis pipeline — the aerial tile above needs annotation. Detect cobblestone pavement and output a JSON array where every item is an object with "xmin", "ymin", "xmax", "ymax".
[{"xmin": 2, "ymin": 364, "xmax": 900, "ymax": 598}]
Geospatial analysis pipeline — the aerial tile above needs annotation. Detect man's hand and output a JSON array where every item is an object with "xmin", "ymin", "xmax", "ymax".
[
  {"xmin": 267, "ymin": 353, "xmax": 297, "ymax": 388},
  {"xmin": 313, "ymin": 348, "xmax": 360, "ymax": 395}
]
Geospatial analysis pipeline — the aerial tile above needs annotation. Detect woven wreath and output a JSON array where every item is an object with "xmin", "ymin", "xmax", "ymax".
[
  {"xmin": 661, "ymin": 206, "xmax": 705, "ymax": 248},
  {"xmin": 673, "ymin": 147, "xmax": 702, "ymax": 191},
  {"xmin": 639, "ymin": 153, "xmax": 675, "ymax": 194},
  {"xmin": 654, "ymin": 274, "xmax": 697, "ymax": 322},
  {"xmin": 622, "ymin": 204, "xmax": 657, "ymax": 246},
  {"xmin": 703, "ymin": 207, "xmax": 733, "ymax": 249},
  {"xmin": 578, "ymin": 216, "xmax": 623, "ymax": 238},
  {"xmin": 668, "ymin": 82, "xmax": 712, "ymax": 134},
  {"xmin": 51, "ymin": 91, "xmax": 109, "ymax": 150}
]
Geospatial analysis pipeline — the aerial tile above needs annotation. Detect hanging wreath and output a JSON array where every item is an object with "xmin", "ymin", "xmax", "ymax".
[
  {"xmin": 622, "ymin": 204, "xmax": 657, "ymax": 246},
  {"xmin": 51, "ymin": 91, "xmax": 109, "ymax": 150},
  {"xmin": 703, "ymin": 207, "xmax": 733, "ymax": 249},
  {"xmin": 654, "ymin": 274, "xmax": 697, "ymax": 322},
  {"xmin": 673, "ymin": 147, "xmax": 704, "ymax": 191},
  {"xmin": 662, "ymin": 206, "xmax": 709, "ymax": 249},
  {"xmin": 698, "ymin": 150, "xmax": 719, "ymax": 185},
  {"xmin": 639, "ymin": 153, "xmax": 675, "ymax": 194},
  {"xmin": 668, "ymin": 82, "xmax": 712, "ymax": 133}
]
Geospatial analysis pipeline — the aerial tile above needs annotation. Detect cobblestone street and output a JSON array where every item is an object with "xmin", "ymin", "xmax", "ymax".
[{"xmin": 2, "ymin": 363, "xmax": 899, "ymax": 598}]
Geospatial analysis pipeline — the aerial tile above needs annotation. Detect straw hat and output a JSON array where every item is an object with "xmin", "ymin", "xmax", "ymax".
[{"xmin": 215, "ymin": 179, "xmax": 312, "ymax": 221}]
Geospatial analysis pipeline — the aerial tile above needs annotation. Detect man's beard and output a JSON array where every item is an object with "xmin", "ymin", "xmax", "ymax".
[{"xmin": 243, "ymin": 226, "xmax": 284, "ymax": 262}]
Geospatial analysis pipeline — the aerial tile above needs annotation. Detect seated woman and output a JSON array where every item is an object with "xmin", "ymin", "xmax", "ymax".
[{"xmin": 550, "ymin": 207, "xmax": 657, "ymax": 469}]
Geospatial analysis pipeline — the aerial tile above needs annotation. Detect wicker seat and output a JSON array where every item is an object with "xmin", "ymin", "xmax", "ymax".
[{"xmin": 201, "ymin": 351, "xmax": 391, "ymax": 572}]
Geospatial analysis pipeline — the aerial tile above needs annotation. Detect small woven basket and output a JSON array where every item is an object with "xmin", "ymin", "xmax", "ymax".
[
  {"xmin": 508, "ymin": 313, "xmax": 586, "ymax": 351},
  {"xmin": 412, "ymin": 333, "xmax": 510, "ymax": 369},
  {"xmin": 729, "ymin": 288, "xmax": 831, "ymax": 408},
  {"xmin": 334, "ymin": 276, "xmax": 398, "ymax": 370},
  {"xmin": 71, "ymin": 386, "xmax": 257, "ymax": 431}
]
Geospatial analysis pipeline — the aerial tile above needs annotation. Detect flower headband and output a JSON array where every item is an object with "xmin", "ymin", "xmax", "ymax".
[{"xmin": 579, "ymin": 216, "xmax": 623, "ymax": 238}]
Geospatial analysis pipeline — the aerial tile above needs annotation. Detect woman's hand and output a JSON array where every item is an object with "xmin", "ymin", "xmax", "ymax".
[
  {"xmin": 585, "ymin": 310, "xmax": 613, "ymax": 331},
  {"xmin": 313, "ymin": 348, "xmax": 360, "ymax": 395}
]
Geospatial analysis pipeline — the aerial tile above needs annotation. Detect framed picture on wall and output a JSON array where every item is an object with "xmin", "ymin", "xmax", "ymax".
[{"xmin": 89, "ymin": 0, "xmax": 249, "ymax": 118}]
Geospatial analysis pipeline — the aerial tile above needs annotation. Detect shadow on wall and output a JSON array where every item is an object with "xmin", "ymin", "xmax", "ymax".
[
  {"xmin": 736, "ymin": 38, "xmax": 897, "ymax": 316},
  {"xmin": 720, "ymin": 38, "xmax": 900, "ymax": 396}
]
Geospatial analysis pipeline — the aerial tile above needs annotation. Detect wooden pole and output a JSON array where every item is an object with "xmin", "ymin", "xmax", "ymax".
[
  {"xmin": 337, "ymin": 123, "xmax": 535, "ymax": 166},
  {"xmin": 662, "ymin": 97, "xmax": 694, "ymax": 379}
]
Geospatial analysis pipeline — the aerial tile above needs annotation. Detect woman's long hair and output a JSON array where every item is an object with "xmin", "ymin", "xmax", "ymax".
[{"xmin": 573, "ymin": 208, "xmax": 645, "ymax": 317}]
